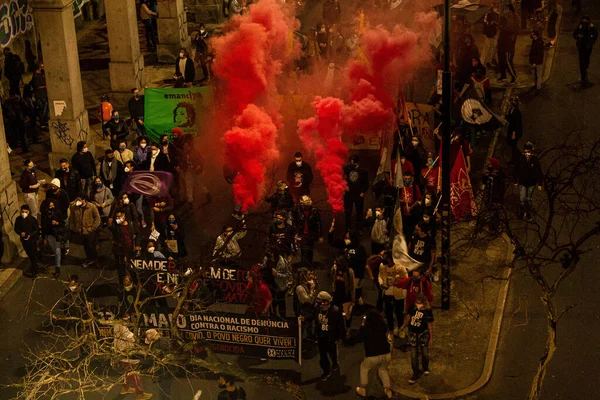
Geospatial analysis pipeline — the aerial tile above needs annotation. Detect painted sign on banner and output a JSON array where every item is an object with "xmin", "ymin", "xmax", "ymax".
[
  {"xmin": 0, "ymin": 0, "xmax": 34, "ymax": 47},
  {"xmin": 72, "ymin": 0, "xmax": 91, "ymax": 18},
  {"xmin": 208, "ymin": 265, "xmax": 249, "ymax": 304},
  {"xmin": 129, "ymin": 258, "xmax": 181, "ymax": 291},
  {"xmin": 144, "ymin": 87, "xmax": 214, "ymax": 143},
  {"xmin": 96, "ymin": 308, "xmax": 302, "ymax": 363}
]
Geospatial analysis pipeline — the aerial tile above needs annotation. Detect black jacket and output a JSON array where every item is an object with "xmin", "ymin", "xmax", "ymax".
[
  {"xmin": 293, "ymin": 206, "xmax": 322, "ymax": 241},
  {"xmin": 128, "ymin": 96, "xmax": 145, "ymax": 119},
  {"xmin": 505, "ymin": 108, "xmax": 522, "ymax": 142},
  {"xmin": 529, "ymin": 37, "xmax": 544, "ymax": 65},
  {"xmin": 343, "ymin": 165, "xmax": 369, "ymax": 195},
  {"xmin": 14, "ymin": 215, "xmax": 39, "ymax": 241},
  {"xmin": 175, "ymin": 57, "xmax": 195, "ymax": 83},
  {"xmin": 71, "ymin": 152, "xmax": 96, "ymax": 179},
  {"xmin": 314, "ymin": 304, "xmax": 344, "ymax": 342},
  {"xmin": 265, "ymin": 191, "xmax": 294, "ymax": 211},
  {"xmin": 514, "ymin": 155, "xmax": 543, "ymax": 187},
  {"xmin": 55, "ymin": 168, "xmax": 81, "ymax": 201},
  {"xmin": 350, "ymin": 325, "xmax": 391, "ymax": 358},
  {"xmin": 45, "ymin": 189, "xmax": 71, "ymax": 216},
  {"xmin": 142, "ymin": 152, "xmax": 172, "ymax": 172},
  {"xmin": 41, "ymin": 208, "xmax": 67, "ymax": 241},
  {"xmin": 573, "ymin": 22, "xmax": 598, "ymax": 53},
  {"xmin": 286, "ymin": 162, "xmax": 313, "ymax": 191},
  {"xmin": 4, "ymin": 53, "xmax": 24, "ymax": 79}
]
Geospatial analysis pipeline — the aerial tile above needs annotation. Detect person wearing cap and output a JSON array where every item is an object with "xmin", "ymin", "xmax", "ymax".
[
  {"xmin": 45, "ymin": 178, "xmax": 70, "ymax": 216},
  {"xmin": 14, "ymin": 204, "xmax": 40, "ymax": 278},
  {"xmin": 314, "ymin": 290, "xmax": 344, "ymax": 381},
  {"xmin": 265, "ymin": 180, "xmax": 294, "ymax": 212},
  {"xmin": 19, "ymin": 159, "xmax": 40, "ymax": 221},
  {"xmin": 514, "ymin": 142, "xmax": 543, "ymax": 221}
]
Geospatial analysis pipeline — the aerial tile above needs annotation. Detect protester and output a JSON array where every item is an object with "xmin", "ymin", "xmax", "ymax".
[
  {"xmin": 163, "ymin": 214, "xmax": 187, "ymax": 259},
  {"xmin": 55, "ymin": 158, "xmax": 81, "ymax": 201},
  {"xmin": 269, "ymin": 211, "xmax": 296, "ymax": 254},
  {"xmin": 497, "ymin": 13, "xmax": 518, "ymax": 84},
  {"xmin": 114, "ymin": 140, "xmax": 134, "ymax": 165},
  {"xmin": 456, "ymin": 33, "xmax": 480, "ymax": 86},
  {"xmin": 420, "ymin": 153, "xmax": 440, "ymax": 194},
  {"xmin": 134, "ymin": 136, "xmax": 150, "ymax": 165},
  {"xmin": 398, "ymin": 170, "xmax": 421, "ymax": 239},
  {"xmin": 293, "ymin": 195, "xmax": 322, "ymax": 267},
  {"xmin": 128, "ymin": 89, "xmax": 146, "ymax": 136},
  {"xmin": 402, "ymin": 293, "xmax": 434, "ymax": 384},
  {"xmin": 14, "ymin": 204, "xmax": 40, "ymax": 278},
  {"xmin": 365, "ymin": 250, "xmax": 388, "ymax": 312},
  {"xmin": 314, "ymin": 291, "xmax": 344, "ymax": 381},
  {"xmin": 144, "ymin": 328, "xmax": 172, "ymax": 399},
  {"xmin": 69, "ymin": 194, "xmax": 101, "ymax": 268},
  {"xmin": 45, "ymin": 178, "xmax": 70, "ymax": 216},
  {"xmin": 351, "ymin": 309, "xmax": 393, "ymax": 398},
  {"xmin": 92, "ymin": 177, "xmax": 115, "ymax": 223},
  {"xmin": 343, "ymin": 155, "xmax": 369, "ymax": 230},
  {"xmin": 366, "ymin": 206, "xmax": 390, "ymax": 256},
  {"xmin": 113, "ymin": 320, "xmax": 153, "ymax": 399},
  {"xmin": 110, "ymin": 211, "xmax": 139, "ymax": 284},
  {"xmin": 105, "ymin": 110, "xmax": 128, "ymax": 141},
  {"xmin": 245, "ymin": 264, "xmax": 272, "ymax": 316},
  {"xmin": 378, "ymin": 256, "xmax": 408, "ymax": 335},
  {"xmin": 41, "ymin": 199, "xmax": 67, "ymax": 279},
  {"xmin": 140, "ymin": 0, "xmax": 158, "ymax": 51},
  {"xmin": 529, "ymin": 30, "xmax": 545, "ymax": 94},
  {"xmin": 573, "ymin": 16, "xmax": 598, "ymax": 86},
  {"xmin": 19, "ymin": 159, "xmax": 41, "ymax": 221},
  {"xmin": 395, "ymin": 270, "xmax": 434, "ymax": 312},
  {"xmin": 99, "ymin": 149, "xmax": 124, "ymax": 196},
  {"xmin": 265, "ymin": 180, "xmax": 294, "ymax": 212},
  {"xmin": 71, "ymin": 141, "xmax": 96, "ymax": 198},
  {"xmin": 286, "ymin": 152, "xmax": 314, "ymax": 200},
  {"xmin": 294, "ymin": 267, "xmax": 318, "ymax": 342},
  {"xmin": 329, "ymin": 256, "xmax": 355, "ymax": 336},
  {"xmin": 176, "ymin": 48, "xmax": 195, "ymax": 85},
  {"xmin": 481, "ymin": 5, "xmax": 500, "ymax": 68},
  {"xmin": 514, "ymin": 142, "xmax": 543, "ymax": 221},
  {"xmin": 192, "ymin": 24, "xmax": 211, "ymax": 81},
  {"xmin": 271, "ymin": 250, "xmax": 292, "ymax": 317},
  {"xmin": 3, "ymin": 47, "xmax": 24, "ymax": 96},
  {"xmin": 505, "ymin": 96, "xmax": 523, "ymax": 164},
  {"xmin": 213, "ymin": 224, "xmax": 247, "ymax": 261},
  {"xmin": 142, "ymin": 143, "xmax": 172, "ymax": 172}
]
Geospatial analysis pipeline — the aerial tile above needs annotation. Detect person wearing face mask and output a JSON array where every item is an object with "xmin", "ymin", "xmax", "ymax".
[
  {"xmin": 420, "ymin": 153, "xmax": 440, "ymax": 194},
  {"xmin": 163, "ymin": 213, "xmax": 187, "ymax": 259},
  {"xmin": 105, "ymin": 110, "xmax": 128, "ymax": 142},
  {"xmin": 193, "ymin": 23, "xmax": 211, "ymax": 81},
  {"xmin": 294, "ymin": 268, "xmax": 318, "ymax": 340},
  {"xmin": 114, "ymin": 140, "xmax": 134, "ymax": 165},
  {"xmin": 401, "ymin": 293, "xmax": 434, "ymax": 384},
  {"xmin": 128, "ymin": 88, "xmax": 146, "ymax": 136},
  {"xmin": 148, "ymin": 194, "xmax": 174, "ymax": 233},
  {"xmin": 329, "ymin": 256, "xmax": 355, "ymax": 337},
  {"xmin": 41, "ymin": 199, "xmax": 67, "ymax": 278},
  {"xmin": 366, "ymin": 207, "xmax": 391, "ymax": 256},
  {"xmin": 408, "ymin": 222, "xmax": 437, "ymax": 277},
  {"xmin": 378, "ymin": 255, "xmax": 408, "ymax": 337},
  {"xmin": 286, "ymin": 152, "xmax": 314, "ymax": 201},
  {"xmin": 265, "ymin": 180, "xmax": 294, "ymax": 212},
  {"xmin": 395, "ymin": 269, "xmax": 433, "ymax": 318},
  {"xmin": 19, "ymin": 159, "xmax": 41, "ymax": 221},
  {"xmin": 405, "ymin": 136, "xmax": 427, "ymax": 187},
  {"xmin": 293, "ymin": 195, "xmax": 323, "ymax": 268},
  {"xmin": 134, "ymin": 136, "xmax": 150, "ymax": 164},
  {"xmin": 450, "ymin": 128, "xmax": 471, "ymax": 172},
  {"xmin": 213, "ymin": 224, "xmax": 247, "ymax": 262},
  {"xmin": 269, "ymin": 211, "xmax": 296, "ymax": 254},
  {"xmin": 99, "ymin": 149, "xmax": 124, "ymax": 196},
  {"xmin": 313, "ymin": 290, "xmax": 344, "ymax": 381},
  {"xmin": 92, "ymin": 176, "xmax": 115, "ymax": 223},
  {"xmin": 45, "ymin": 178, "xmax": 70, "ymax": 216},
  {"xmin": 270, "ymin": 249, "xmax": 293, "ymax": 318},
  {"xmin": 110, "ymin": 212, "xmax": 139, "ymax": 284},
  {"xmin": 411, "ymin": 192, "xmax": 440, "ymax": 237},
  {"xmin": 514, "ymin": 142, "xmax": 543, "ymax": 221},
  {"xmin": 175, "ymin": 48, "xmax": 195, "ymax": 85},
  {"xmin": 142, "ymin": 143, "xmax": 172, "ymax": 172},
  {"xmin": 398, "ymin": 152, "xmax": 414, "ymax": 177},
  {"xmin": 217, "ymin": 374, "xmax": 247, "ymax": 400},
  {"xmin": 69, "ymin": 194, "xmax": 101, "ymax": 267},
  {"xmin": 14, "ymin": 204, "xmax": 40, "ymax": 278},
  {"xmin": 55, "ymin": 159, "xmax": 82, "ymax": 201},
  {"xmin": 399, "ymin": 171, "xmax": 421, "ymax": 239},
  {"xmin": 573, "ymin": 16, "xmax": 598, "ymax": 86},
  {"xmin": 71, "ymin": 141, "xmax": 97, "ymax": 198},
  {"xmin": 343, "ymin": 155, "xmax": 369, "ymax": 230},
  {"xmin": 109, "ymin": 193, "xmax": 140, "ymax": 230},
  {"xmin": 143, "ymin": 239, "xmax": 166, "ymax": 260}
]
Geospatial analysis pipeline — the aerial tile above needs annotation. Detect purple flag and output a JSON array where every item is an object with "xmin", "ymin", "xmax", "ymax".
[{"xmin": 122, "ymin": 171, "xmax": 174, "ymax": 197}]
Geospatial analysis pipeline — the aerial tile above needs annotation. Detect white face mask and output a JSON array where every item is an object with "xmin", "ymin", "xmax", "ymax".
[
  {"xmin": 123, "ymin": 198, "xmax": 130, "ymax": 205},
  {"xmin": 75, "ymin": 200, "xmax": 82, "ymax": 207},
  {"xmin": 344, "ymin": 239, "xmax": 351, "ymax": 245},
  {"xmin": 148, "ymin": 247, "xmax": 155, "ymax": 253},
  {"xmin": 375, "ymin": 210, "xmax": 382, "ymax": 217},
  {"xmin": 116, "ymin": 218, "xmax": 123, "ymax": 224},
  {"xmin": 140, "ymin": 143, "xmax": 147, "ymax": 149},
  {"xmin": 423, "ymin": 215, "xmax": 431, "ymax": 223},
  {"xmin": 200, "ymin": 29, "xmax": 205, "ymax": 33},
  {"xmin": 180, "ymin": 53, "xmax": 185, "ymax": 58},
  {"xmin": 124, "ymin": 167, "xmax": 131, "ymax": 173},
  {"xmin": 295, "ymin": 161, "xmax": 302, "ymax": 167},
  {"xmin": 152, "ymin": 150, "xmax": 159, "ymax": 156},
  {"xmin": 416, "ymin": 304, "xmax": 425, "ymax": 310},
  {"xmin": 412, "ymin": 140, "xmax": 419, "ymax": 147},
  {"xmin": 424, "ymin": 198, "xmax": 431, "ymax": 206},
  {"xmin": 82, "ymin": 147, "xmax": 89, "ymax": 153},
  {"xmin": 69, "ymin": 285, "xmax": 77, "ymax": 292},
  {"xmin": 21, "ymin": 212, "xmax": 28, "ymax": 218}
]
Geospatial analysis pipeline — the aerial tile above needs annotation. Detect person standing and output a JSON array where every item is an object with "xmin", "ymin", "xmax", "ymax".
[
  {"xmin": 134, "ymin": 136, "xmax": 150, "ymax": 165},
  {"xmin": 286, "ymin": 152, "xmax": 314, "ymax": 201},
  {"xmin": 69, "ymin": 194, "xmax": 101, "ymax": 267},
  {"xmin": 353, "ymin": 310, "xmax": 393, "ymax": 399},
  {"xmin": 114, "ymin": 140, "xmax": 134, "ymax": 165},
  {"xmin": 192, "ymin": 24, "xmax": 211, "ymax": 81},
  {"xmin": 514, "ymin": 142, "xmax": 543, "ymax": 221},
  {"xmin": 19, "ymin": 159, "xmax": 41, "ymax": 221},
  {"xmin": 245, "ymin": 264, "xmax": 273, "ymax": 316},
  {"xmin": 31, "ymin": 63, "xmax": 48, "ymax": 128},
  {"xmin": 481, "ymin": 5, "xmax": 500, "ymax": 68},
  {"xmin": 364, "ymin": 206, "xmax": 389, "ymax": 256},
  {"xmin": 497, "ymin": 15, "xmax": 517, "ymax": 84},
  {"xmin": 329, "ymin": 256, "xmax": 355, "ymax": 336},
  {"xmin": 55, "ymin": 159, "xmax": 82, "ymax": 202},
  {"xmin": 41, "ymin": 199, "xmax": 67, "ymax": 279},
  {"xmin": 314, "ymin": 291, "xmax": 344, "ymax": 381},
  {"xmin": 139, "ymin": 0, "xmax": 158, "ymax": 51},
  {"xmin": 14, "ymin": 204, "xmax": 40, "ymax": 278},
  {"xmin": 213, "ymin": 224, "xmax": 247, "ymax": 262},
  {"xmin": 378, "ymin": 257, "xmax": 408, "ymax": 336},
  {"xmin": 128, "ymin": 89, "xmax": 146, "ymax": 136},
  {"xmin": 293, "ymin": 195, "xmax": 323, "ymax": 268},
  {"xmin": 92, "ymin": 177, "xmax": 115, "ymax": 224},
  {"xmin": 265, "ymin": 181, "xmax": 294, "ymax": 213},
  {"xmin": 343, "ymin": 155, "xmax": 369, "ymax": 230},
  {"xmin": 45, "ymin": 179, "xmax": 70, "ymax": 219},
  {"xmin": 142, "ymin": 143, "xmax": 172, "ymax": 172},
  {"xmin": 544, "ymin": 0, "xmax": 558, "ymax": 49},
  {"xmin": 99, "ymin": 149, "xmax": 124, "ymax": 196},
  {"xmin": 408, "ymin": 223, "xmax": 437, "ymax": 277},
  {"xmin": 402, "ymin": 293, "xmax": 434, "ymax": 384},
  {"xmin": 573, "ymin": 16, "xmax": 598, "ymax": 85},
  {"xmin": 71, "ymin": 141, "xmax": 96, "ymax": 198},
  {"xmin": 110, "ymin": 211, "xmax": 138, "ymax": 284},
  {"xmin": 529, "ymin": 30, "xmax": 545, "ymax": 94},
  {"xmin": 3, "ymin": 47, "xmax": 24, "ymax": 96},
  {"xmin": 505, "ymin": 96, "xmax": 523, "ymax": 165},
  {"xmin": 176, "ymin": 49, "xmax": 195, "ymax": 86}
]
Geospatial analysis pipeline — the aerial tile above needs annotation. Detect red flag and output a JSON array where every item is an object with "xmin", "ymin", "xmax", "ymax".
[{"xmin": 450, "ymin": 147, "xmax": 477, "ymax": 220}]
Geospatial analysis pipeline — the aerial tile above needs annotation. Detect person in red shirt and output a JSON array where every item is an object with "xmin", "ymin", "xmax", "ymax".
[
  {"xmin": 399, "ymin": 171, "xmax": 421, "ymax": 239},
  {"xmin": 395, "ymin": 270, "xmax": 433, "ymax": 311},
  {"xmin": 420, "ymin": 153, "xmax": 439, "ymax": 194},
  {"xmin": 245, "ymin": 264, "xmax": 272, "ymax": 316}
]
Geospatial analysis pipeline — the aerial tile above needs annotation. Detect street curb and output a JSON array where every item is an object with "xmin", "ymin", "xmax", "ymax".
[{"xmin": 0, "ymin": 268, "xmax": 22, "ymax": 302}]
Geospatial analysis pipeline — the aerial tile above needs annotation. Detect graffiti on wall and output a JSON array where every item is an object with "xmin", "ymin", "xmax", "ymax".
[
  {"xmin": 72, "ymin": 0, "xmax": 91, "ymax": 18},
  {"xmin": 0, "ymin": 0, "xmax": 34, "ymax": 48}
]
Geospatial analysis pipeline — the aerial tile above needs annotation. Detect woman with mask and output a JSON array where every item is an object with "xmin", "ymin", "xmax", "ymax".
[
  {"xmin": 41, "ymin": 199, "xmax": 67, "ymax": 279},
  {"xmin": 420, "ymin": 153, "xmax": 440, "ymax": 194},
  {"xmin": 91, "ymin": 177, "xmax": 115, "ymax": 224},
  {"xmin": 163, "ymin": 213, "xmax": 187, "ymax": 259},
  {"xmin": 329, "ymin": 255, "xmax": 355, "ymax": 337},
  {"xmin": 245, "ymin": 264, "xmax": 272, "ymax": 316},
  {"xmin": 134, "ymin": 136, "xmax": 150, "ymax": 165},
  {"xmin": 405, "ymin": 135, "xmax": 428, "ymax": 187},
  {"xmin": 402, "ymin": 293, "xmax": 434, "ymax": 384},
  {"xmin": 328, "ymin": 222, "xmax": 366, "ymax": 307}
]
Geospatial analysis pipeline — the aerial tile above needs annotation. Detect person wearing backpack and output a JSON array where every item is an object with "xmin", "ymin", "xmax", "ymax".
[{"xmin": 3, "ymin": 47, "xmax": 24, "ymax": 96}]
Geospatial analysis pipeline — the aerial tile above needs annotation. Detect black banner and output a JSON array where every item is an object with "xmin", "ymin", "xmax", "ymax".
[
  {"xmin": 129, "ymin": 258, "xmax": 181, "ymax": 290},
  {"xmin": 207, "ymin": 265, "xmax": 249, "ymax": 304}
]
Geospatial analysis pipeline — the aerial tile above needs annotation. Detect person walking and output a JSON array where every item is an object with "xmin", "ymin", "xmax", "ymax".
[
  {"xmin": 529, "ymin": 30, "xmax": 545, "ymax": 94},
  {"xmin": 19, "ymin": 159, "xmax": 41, "ymax": 221},
  {"xmin": 514, "ymin": 142, "xmax": 543, "ymax": 221},
  {"xmin": 573, "ymin": 16, "xmax": 598, "ymax": 85},
  {"xmin": 505, "ymin": 96, "xmax": 523, "ymax": 165},
  {"xmin": 343, "ymin": 155, "xmax": 369, "ymax": 230},
  {"xmin": 55, "ymin": 159, "xmax": 81, "ymax": 201},
  {"xmin": 352, "ymin": 309, "xmax": 393, "ymax": 398},
  {"xmin": 402, "ymin": 293, "xmax": 434, "ymax": 384},
  {"xmin": 293, "ymin": 195, "xmax": 323, "ymax": 268},
  {"xmin": 71, "ymin": 141, "xmax": 96, "ymax": 198},
  {"xmin": 314, "ymin": 291, "xmax": 344, "ymax": 381},
  {"xmin": 378, "ymin": 257, "xmax": 408, "ymax": 336},
  {"xmin": 286, "ymin": 152, "xmax": 314, "ymax": 201},
  {"xmin": 14, "ymin": 204, "xmax": 40, "ymax": 278},
  {"xmin": 69, "ymin": 194, "xmax": 101, "ymax": 267},
  {"xmin": 175, "ymin": 49, "xmax": 195, "ymax": 86},
  {"xmin": 41, "ymin": 199, "xmax": 67, "ymax": 279}
]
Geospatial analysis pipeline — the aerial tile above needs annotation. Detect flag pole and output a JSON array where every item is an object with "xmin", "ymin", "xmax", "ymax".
[{"xmin": 441, "ymin": 0, "xmax": 452, "ymax": 310}]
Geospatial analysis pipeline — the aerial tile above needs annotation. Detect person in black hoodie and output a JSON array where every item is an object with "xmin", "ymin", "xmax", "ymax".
[
  {"xmin": 328, "ymin": 224, "xmax": 367, "ymax": 306},
  {"xmin": 313, "ymin": 290, "xmax": 344, "ymax": 381},
  {"xmin": 529, "ymin": 30, "xmax": 545, "ymax": 93},
  {"xmin": 55, "ymin": 159, "xmax": 81, "ymax": 202},
  {"xmin": 351, "ymin": 309, "xmax": 393, "ymax": 398},
  {"xmin": 505, "ymin": 96, "xmax": 522, "ymax": 164},
  {"xmin": 41, "ymin": 199, "xmax": 67, "ymax": 278},
  {"xmin": 343, "ymin": 155, "xmax": 369, "ymax": 230},
  {"xmin": 293, "ymin": 195, "xmax": 323, "ymax": 267},
  {"xmin": 14, "ymin": 204, "xmax": 40, "ymax": 278},
  {"xmin": 573, "ymin": 16, "xmax": 598, "ymax": 85},
  {"xmin": 265, "ymin": 180, "xmax": 294, "ymax": 212},
  {"xmin": 286, "ymin": 152, "xmax": 314, "ymax": 201},
  {"xmin": 514, "ymin": 142, "xmax": 543, "ymax": 221},
  {"xmin": 71, "ymin": 141, "xmax": 96, "ymax": 198}
]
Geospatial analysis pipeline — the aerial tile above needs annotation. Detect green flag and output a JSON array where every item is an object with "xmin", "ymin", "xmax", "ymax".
[{"xmin": 143, "ymin": 87, "xmax": 214, "ymax": 143}]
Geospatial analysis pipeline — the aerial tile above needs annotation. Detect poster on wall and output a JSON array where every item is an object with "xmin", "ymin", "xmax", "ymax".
[
  {"xmin": 72, "ymin": 0, "xmax": 91, "ymax": 18},
  {"xmin": 144, "ymin": 87, "xmax": 214, "ymax": 143}
]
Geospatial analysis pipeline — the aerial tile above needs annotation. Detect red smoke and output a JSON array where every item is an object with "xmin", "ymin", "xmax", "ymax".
[
  {"xmin": 298, "ymin": 97, "xmax": 348, "ymax": 213},
  {"xmin": 224, "ymin": 104, "xmax": 280, "ymax": 210}
]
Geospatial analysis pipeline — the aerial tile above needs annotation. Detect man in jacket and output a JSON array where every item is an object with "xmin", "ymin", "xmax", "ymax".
[
  {"xmin": 45, "ymin": 178, "xmax": 70, "ymax": 216},
  {"xmin": 55, "ymin": 158, "xmax": 81, "ymax": 202},
  {"xmin": 497, "ymin": 15, "xmax": 517, "ymax": 84},
  {"xmin": 71, "ymin": 141, "xmax": 96, "ymax": 198},
  {"xmin": 31, "ymin": 63, "xmax": 48, "ymax": 128},
  {"xmin": 3, "ymin": 47, "xmax": 24, "ymax": 96},
  {"xmin": 142, "ymin": 143, "xmax": 172, "ymax": 172},
  {"xmin": 343, "ymin": 155, "xmax": 369, "ymax": 230},
  {"xmin": 514, "ymin": 142, "xmax": 543, "ymax": 220},
  {"xmin": 573, "ymin": 16, "xmax": 598, "ymax": 85},
  {"xmin": 128, "ymin": 88, "xmax": 145, "ymax": 136},
  {"xmin": 175, "ymin": 48, "xmax": 195, "ymax": 85},
  {"xmin": 14, "ymin": 204, "xmax": 40, "ymax": 278},
  {"xmin": 314, "ymin": 291, "xmax": 344, "ymax": 381},
  {"xmin": 110, "ymin": 211, "xmax": 139, "ymax": 284},
  {"xmin": 293, "ymin": 195, "xmax": 323, "ymax": 268},
  {"xmin": 19, "ymin": 159, "xmax": 41, "ymax": 221},
  {"xmin": 99, "ymin": 149, "xmax": 124, "ymax": 196},
  {"xmin": 529, "ymin": 31, "xmax": 545, "ymax": 93},
  {"xmin": 286, "ymin": 152, "xmax": 314, "ymax": 201},
  {"xmin": 69, "ymin": 194, "xmax": 101, "ymax": 267}
]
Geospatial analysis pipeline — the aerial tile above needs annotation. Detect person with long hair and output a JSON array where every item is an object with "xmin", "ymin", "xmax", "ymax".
[
  {"xmin": 402, "ymin": 293, "xmax": 434, "ymax": 384},
  {"xmin": 245, "ymin": 264, "xmax": 272, "ymax": 316},
  {"xmin": 353, "ymin": 309, "xmax": 393, "ymax": 398}
]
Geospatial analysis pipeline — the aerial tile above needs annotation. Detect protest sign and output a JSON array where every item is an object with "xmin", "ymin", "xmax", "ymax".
[
  {"xmin": 208, "ymin": 265, "xmax": 249, "ymax": 304},
  {"xmin": 129, "ymin": 258, "xmax": 180, "ymax": 292},
  {"xmin": 144, "ymin": 87, "xmax": 214, "ymax": 143}
]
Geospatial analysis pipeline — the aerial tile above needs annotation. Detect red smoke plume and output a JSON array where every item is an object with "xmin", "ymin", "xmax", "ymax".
[
  {"xmin": 298, "ymin": 97, "xmax": 348, "ymax": 213},
  {"xmin": 224, "ymin": 104, "xmax": 280, "ymax": 210}
]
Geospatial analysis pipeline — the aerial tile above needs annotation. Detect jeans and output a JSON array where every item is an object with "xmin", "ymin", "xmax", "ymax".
[
  {"xmin": 384, "ymin": 295, "xmax": 404, "ymax": 331},
  {"xmin": 135, "ymin": 195, "xmax": 145, "ymax": 222},
  {"xmin": 532, "ymin": 64, "xmax": 543, "ymax": 90},
  {"xmin": 23, "ymin": 192, "xmax": 39, "ymax": 220},
  {"xmin": 47, "ymin": 235, "xmax": 62, "ymax": 271},
  {"xmin": 410, "ymin": 343, "xmax": 430, "ymax": 375},
  {"xmin": 499, "ymin": 50, "xmax": 516, "ymax": 80},
  {"xmin": 317, "ymin": 338, "xmax": 338, "ymax": 374},
  {"xmin": 21, "ymin": 238, "xmax": 39, "ymax": 275},
  {"xmin": 134, "ymin": 117, "xmax": 146, "ymax": 136},
  {"xmin": 81, "ymin": 177, "xmax": 95, "ymax": 199},
  {"xmin": 142, "ymin": 19, "xmax": 157, "ymax": 49},
  {"xmin": 82, "ymin": 231, "xmax": 98, "ymax": 261},
  {"xmin": 519, "ymin": 185, "xmax": 535, "ymax": 215},
  {"xmin": 359, "ymin": 353, "xmax": 391, "ymax": 388}
]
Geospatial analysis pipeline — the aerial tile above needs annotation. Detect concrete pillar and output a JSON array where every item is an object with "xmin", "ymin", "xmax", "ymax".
[
  {"xmin": 31, "ymin": 0, "xmax": 92, "ymax": 171},
  {"xmin": 157, "ymin": 0, "xmax": 191, "ymax": 63},
  {"xmin": 0, "ymin": 109, "xmax": 22, "ymax": 263},
  {"xmin": 106, "ymin": 0, "xmax": 146, "ymax": 93}
]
